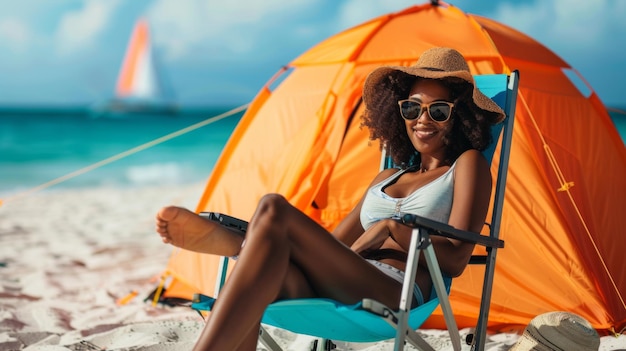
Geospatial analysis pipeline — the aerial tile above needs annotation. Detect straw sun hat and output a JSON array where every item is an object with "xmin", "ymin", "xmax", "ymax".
[
  {"xmin": 362, "ymin": 47, "xmax": 506, "ymax": 124},
  {"xmin": 509, "ymin": 311, "xmax": 600, "ymax": 351}
]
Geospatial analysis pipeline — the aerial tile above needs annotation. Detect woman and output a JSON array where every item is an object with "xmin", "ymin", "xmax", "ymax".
[{"xmin": 155, "ymin": 47, "xmax": 505, "ymax": 351}]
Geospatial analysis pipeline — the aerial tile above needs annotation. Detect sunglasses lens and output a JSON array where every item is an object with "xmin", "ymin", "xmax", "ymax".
[
  {"xmin": 428, "ymin": 103, "xmax": 451, "ymax": 122},
  {"xmin": 400, "ymin": 101, "xmax": 421, "ymax": 120}
]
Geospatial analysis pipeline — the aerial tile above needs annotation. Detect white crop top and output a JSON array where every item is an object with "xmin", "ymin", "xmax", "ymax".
[{"xmin": 359, "ymin": 163, "xmax": 455, "ymax": 230}]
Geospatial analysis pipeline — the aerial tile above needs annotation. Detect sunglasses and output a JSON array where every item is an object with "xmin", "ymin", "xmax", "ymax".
[{"xmin": 397, "ymin": 100, "xmax": 455, "ymax": 122}]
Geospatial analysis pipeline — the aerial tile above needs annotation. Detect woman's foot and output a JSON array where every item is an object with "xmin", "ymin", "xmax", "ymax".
[{"xmin": 156, "ymin": 206, "xmax": 243, "ymax": 256}]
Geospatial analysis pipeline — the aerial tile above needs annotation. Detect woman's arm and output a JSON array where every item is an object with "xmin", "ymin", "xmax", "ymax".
[
  {"xmin": 350, "ymin": 219, "xmax": 393, "ymax": 255},
  {"xmin": 430, "ymin": 149, "xmax": 492, "ymax": 276},
  {"xmin": 332, "ymin": 168, "xmax": 399, "ymax": 247}
]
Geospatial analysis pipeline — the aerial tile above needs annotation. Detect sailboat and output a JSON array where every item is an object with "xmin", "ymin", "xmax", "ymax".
[{"xmin": 91, "ymin": 18, "xmax": 178, "ymax": 117}]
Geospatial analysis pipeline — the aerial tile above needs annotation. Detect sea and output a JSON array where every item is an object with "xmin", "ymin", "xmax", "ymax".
[
  {"xmin": 0, "ymin": 105, "xmax": 624, "ymax": 201},
  {"xmin": 0, "ymin": 107, "xmax": 243, "ymax": 200}
]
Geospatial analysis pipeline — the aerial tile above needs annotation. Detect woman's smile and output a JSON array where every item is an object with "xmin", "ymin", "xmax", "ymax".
[{"xmin": 413, "ymin": 127, "xmax": 439, "ymax": 140}]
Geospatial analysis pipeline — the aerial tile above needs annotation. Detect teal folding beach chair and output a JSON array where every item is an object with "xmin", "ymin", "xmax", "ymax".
[{"xmin": 192, "ymin": 71, "xmax": 519, "ymax": 351}]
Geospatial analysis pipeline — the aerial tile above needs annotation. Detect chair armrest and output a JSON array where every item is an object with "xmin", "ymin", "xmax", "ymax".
[
  {"xmin": 396, "ymin": 213, "xmax": 504, "ymax": 249},
  {"xmin": 200, "ymin": 212, "xmax": 247, "ymax": 236}
]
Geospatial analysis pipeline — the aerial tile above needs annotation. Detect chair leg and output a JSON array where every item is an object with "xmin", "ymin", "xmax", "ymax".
[
  {"xmin": 423, "ymin": 242, "xmax": 461, "ymax": 351},
  {"xmin": 405, "ymin": 328, "xmax": 436, "ymax": 351},
  {"xmin": 259, "ymin": 325, "xmax": 283, "ymax": 351},
  {"xmin": 471, "ymin": 247, "xmax": 498, "ymax": 351},
  {"xmin": 393, "ymin": 227, "xmax": 424, "ymax": 351},
  {"xmin": 311, "ymin": 338, "xmax": 336, "ymax": 351}
]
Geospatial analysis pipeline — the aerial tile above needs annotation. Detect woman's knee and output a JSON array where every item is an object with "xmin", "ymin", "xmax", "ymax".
[
  {"xmin": 250, "ymin": 194, "xmax": 290, "ymax": 230},
  {"xmin": 256, "ymin": 194, "xmax": 289, "ymax": 219}
]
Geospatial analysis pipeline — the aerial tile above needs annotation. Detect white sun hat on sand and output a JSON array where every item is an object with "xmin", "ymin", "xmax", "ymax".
[{"xmin": 509, "ymin": 311, "xmax": 600, "ymax": 351}]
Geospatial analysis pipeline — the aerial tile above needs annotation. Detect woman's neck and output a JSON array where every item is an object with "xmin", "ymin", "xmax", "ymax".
[{"xmin": 419, "ymin": 155, "xmax": 449, "ymax": 173}]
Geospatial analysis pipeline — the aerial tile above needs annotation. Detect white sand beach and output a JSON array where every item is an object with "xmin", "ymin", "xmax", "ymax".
[{"xmin": 1, "ymin": 184, "xmax": 624, "ymax": 350}]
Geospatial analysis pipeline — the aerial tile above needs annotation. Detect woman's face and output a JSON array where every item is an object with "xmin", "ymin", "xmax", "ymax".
[{"xmin": 403, "ymin": 79, "xmax": 453, "ymax": 158}]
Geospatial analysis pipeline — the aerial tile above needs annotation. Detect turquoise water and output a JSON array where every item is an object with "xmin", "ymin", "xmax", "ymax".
[
  {"xmin": 0, "ymin": 107, "xmax": 241, "ymax": 197},
  {"xmin": 1, "ymin": 105, "xmax": 623, "ymax": 199}
]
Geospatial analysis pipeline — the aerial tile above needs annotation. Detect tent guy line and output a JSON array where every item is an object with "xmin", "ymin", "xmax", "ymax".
[
  {"xmin": 517, "ymin": 91, "xmax": 626, "ymax": 313},
  {"xmin": 0, "ymin": 104, "xmax": 248, "ymax": 208}
]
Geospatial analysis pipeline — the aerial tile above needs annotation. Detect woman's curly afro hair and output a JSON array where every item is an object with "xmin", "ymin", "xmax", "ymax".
[{"xmin": 361, "ymin": 73, "xmax": 499, "ymax": 168}]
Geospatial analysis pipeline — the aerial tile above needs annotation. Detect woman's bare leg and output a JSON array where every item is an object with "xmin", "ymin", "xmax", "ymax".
[
  {"xmin": 156, "ymin": 206, "xmax": 243, "ymax": 256},
  {"xmin": 193, "ymin": 194, "xmax": 405, "ymax": 350},
  {"xmin": 232, "ymin": 321, "xmax": 260, "ymax": 351}
]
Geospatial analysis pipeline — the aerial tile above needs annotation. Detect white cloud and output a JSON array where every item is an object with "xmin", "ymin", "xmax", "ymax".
[
  {"xmin": 336, "ymin": 0, "xmax": 416, "ymax": 32},
  {"xmin": 55, "ymin": 0, "xmax": 121, "ymax": 55},
  {"xmin": 491, "ymin": 0, "xmax": 626, "ymax": 55},
  {"xmin": 147, "ymin": 0, "xmax": 318, "ymax": 61},
  {"xmin": 484, "ymin": 0, "xmax": 626, "ymax": 104},
  {"xmin": 0, "ymin": 17, "xmax": 32, "ymax": 52}
]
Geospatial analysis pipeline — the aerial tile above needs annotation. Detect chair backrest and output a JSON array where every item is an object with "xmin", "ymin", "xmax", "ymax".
[
  {"xmin": 478, "ymin": 72, "xmax": 518, "ymax": 241},
  {"xmin": 473, "ymin": 71, "xmax": 519, "ymax": 351}
]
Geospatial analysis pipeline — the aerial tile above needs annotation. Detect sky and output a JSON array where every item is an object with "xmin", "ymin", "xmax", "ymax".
[{"xmin": 0, "ymin": 0, "xmax": 624, "ymax": 108}]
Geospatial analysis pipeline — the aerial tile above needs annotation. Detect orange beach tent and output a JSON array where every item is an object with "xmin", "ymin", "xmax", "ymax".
[{"xmin": 159, "ymin": 2, "xmax": 626, "ymax": 333}]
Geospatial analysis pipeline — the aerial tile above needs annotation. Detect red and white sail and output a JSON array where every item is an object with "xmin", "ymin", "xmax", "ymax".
[{"xmin": 115, "ymin": 19, "xmax": 158, "ymax": 100}]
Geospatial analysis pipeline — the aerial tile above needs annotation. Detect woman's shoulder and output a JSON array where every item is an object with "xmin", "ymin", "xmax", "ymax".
[
  {"xmin": 378, "ymin": 167, "xmax": 403, "ymax": 179},
  {"xmin": 454, "ymin": 149, "xmax": 490, "ymax": 174},
  {"xmin": 456, "ymin": 149, "xmax": 488, "ymax": 162},
  {"xmin": 369, "ymin": 167, "xmax": 404, "ymax": 185}
]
